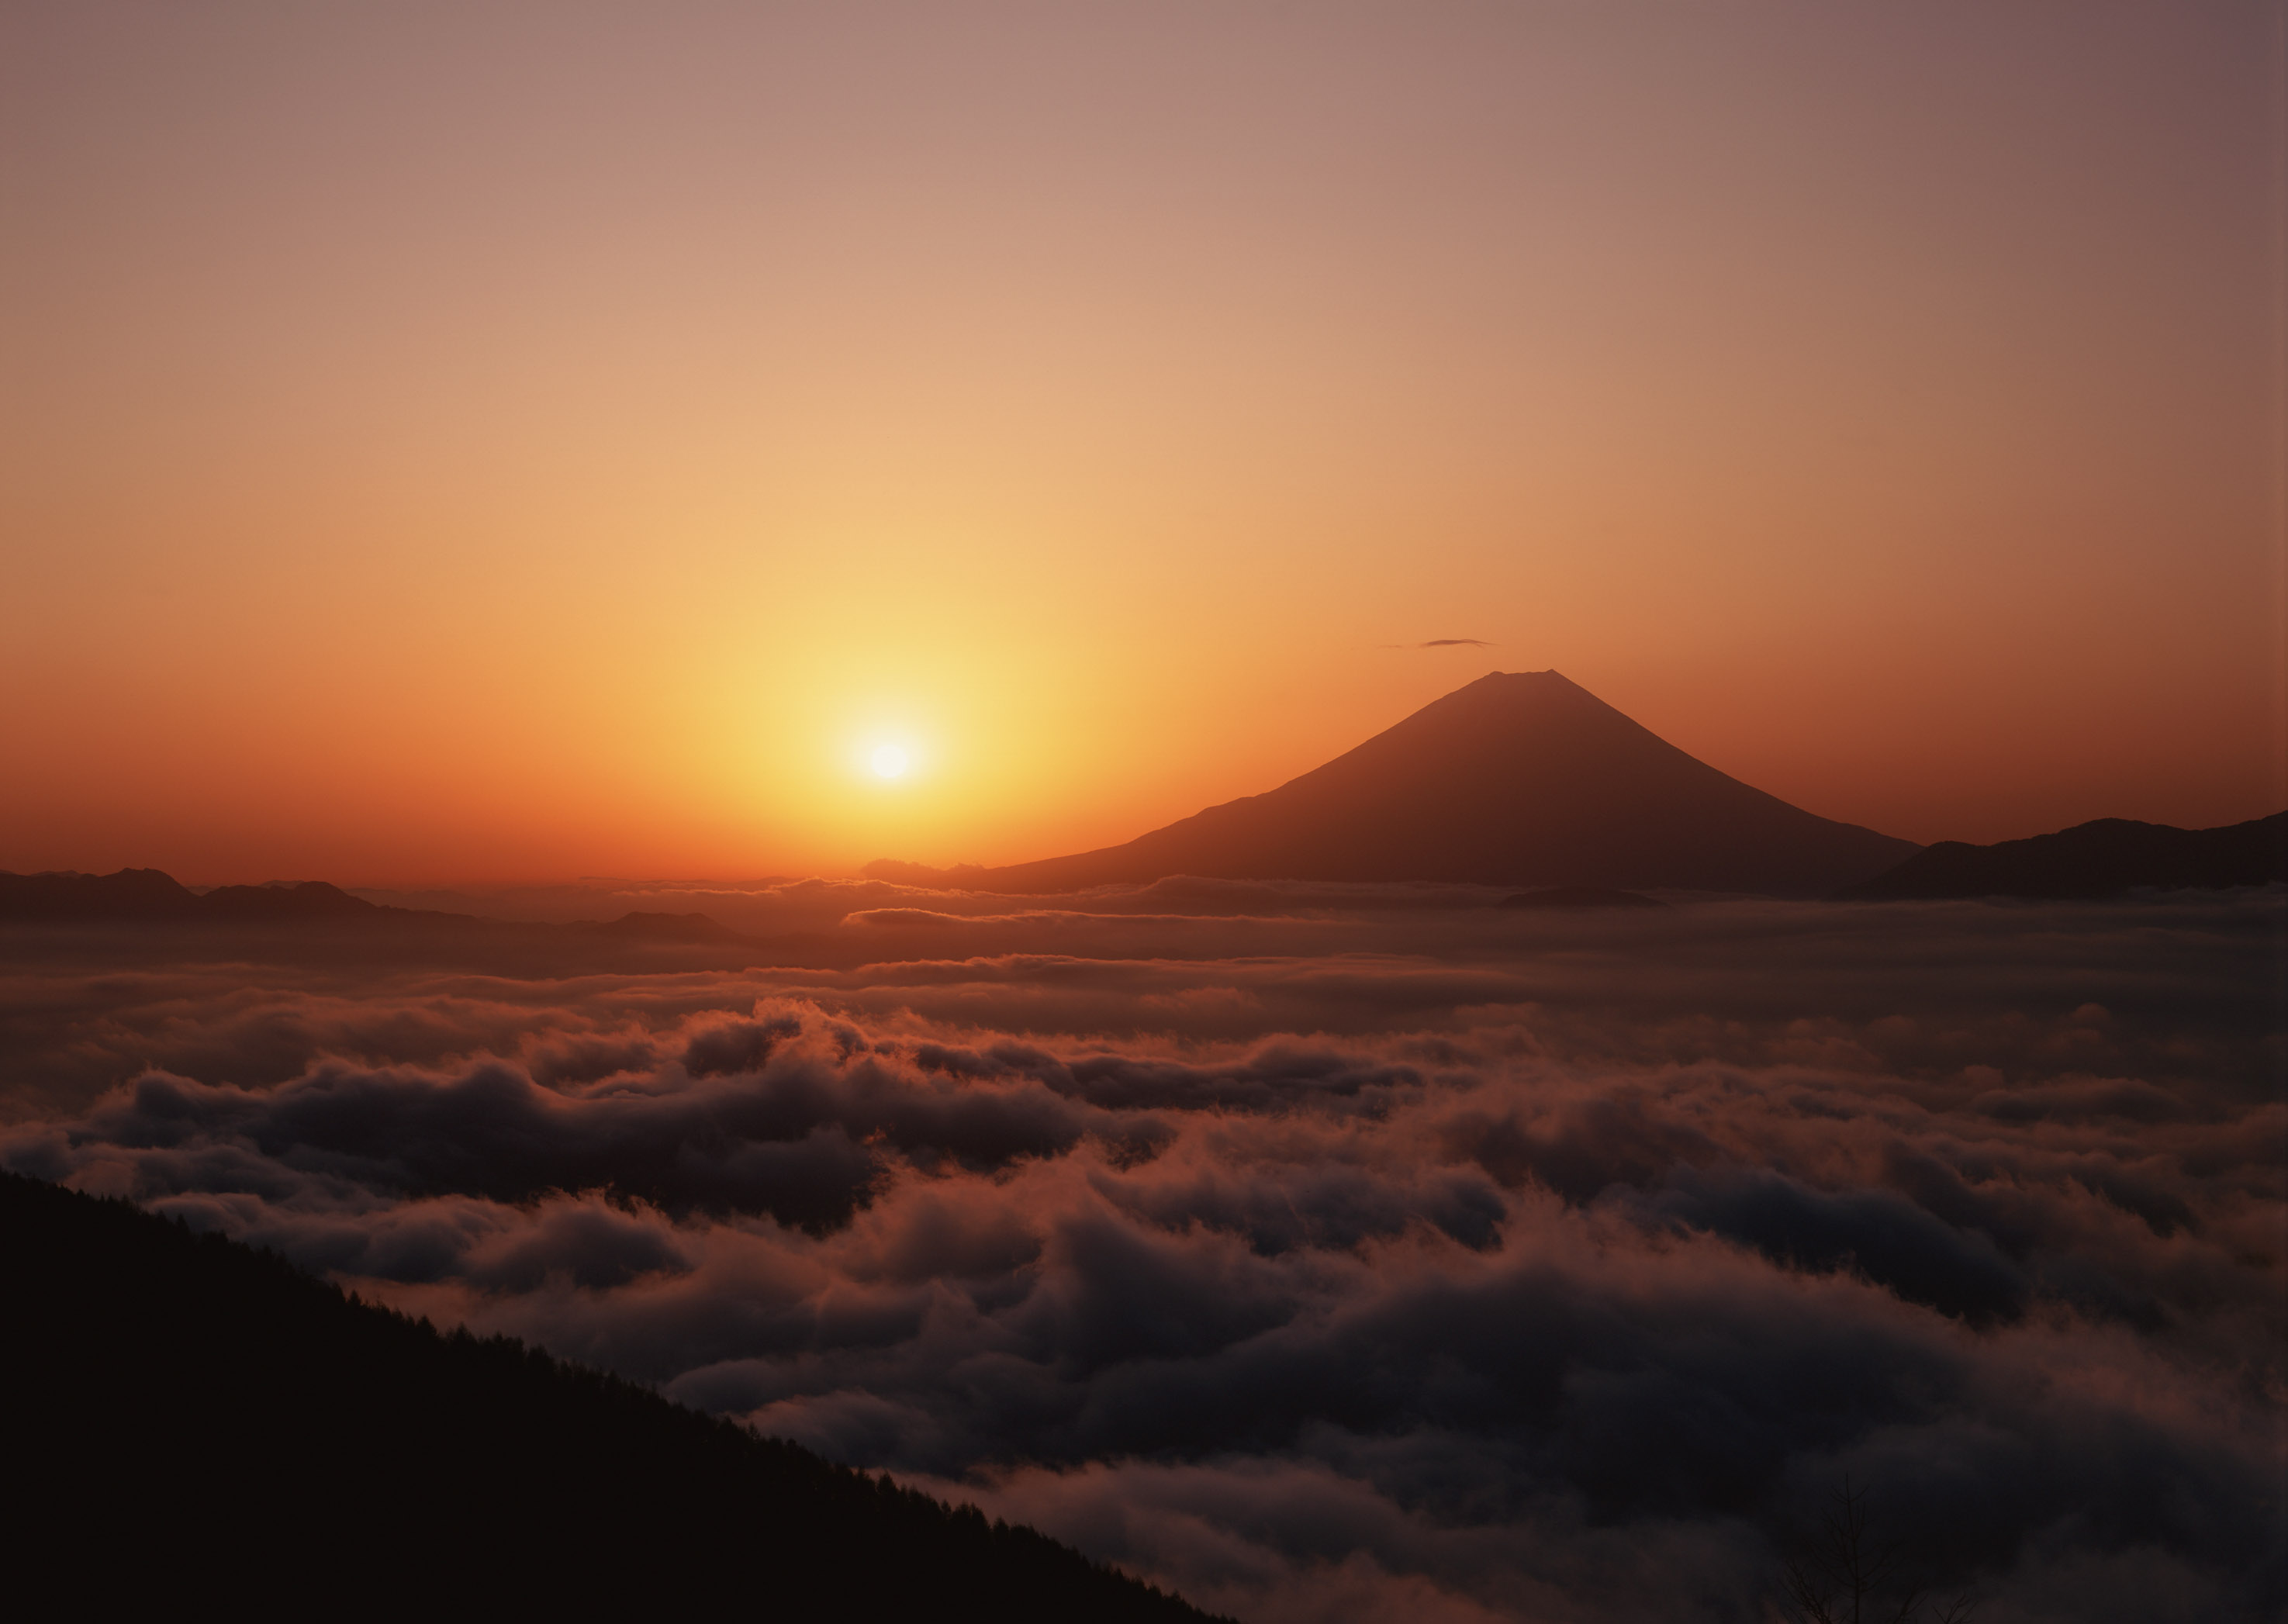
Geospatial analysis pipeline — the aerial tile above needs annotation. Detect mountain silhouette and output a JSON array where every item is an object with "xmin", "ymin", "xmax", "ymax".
[
  {"xmin": 2, "ymin": 1171, "xmax": 1222, "ymax": 1620},
  {"xmin": 0, "ymin": 869, "xmax": 379, "ymax": 921},
  {"xmin": 0, "ymin": 870, "xmax": 768, "ymax": 946},
  {"xmin": 869, "ymin": 672, "xmax": 1919, "ymax": 895},
  {"xmin": 1842, "ymin": 811, "xmax": 2288, "ymax": 900}
]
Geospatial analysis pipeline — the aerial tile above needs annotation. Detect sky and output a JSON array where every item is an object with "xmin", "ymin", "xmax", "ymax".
[{"xmin": 4, "ymin": 1, "xmax": 2283, "ymax": 883}]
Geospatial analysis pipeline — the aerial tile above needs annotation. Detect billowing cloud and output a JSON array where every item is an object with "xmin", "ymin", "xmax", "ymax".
[{"xmin": 1, "ymin": 889, "xmax": 2279, "ymax": 1621}]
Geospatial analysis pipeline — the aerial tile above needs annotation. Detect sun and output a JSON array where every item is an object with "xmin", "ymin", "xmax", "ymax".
[{"xmin": 871, "ymin": 743, "xmax": 911, "ymax": 779}]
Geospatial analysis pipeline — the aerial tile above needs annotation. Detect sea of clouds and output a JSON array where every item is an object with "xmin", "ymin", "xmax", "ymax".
[{"xmin": 2, "ymin": 884, "xmax": 2281, "ymax": 1622}]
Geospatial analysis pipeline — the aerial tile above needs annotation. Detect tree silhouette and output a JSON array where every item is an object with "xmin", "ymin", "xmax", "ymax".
[{"xmin": 1775, "ymin": 1477, "xmax": 1979, "ymax": 1624}]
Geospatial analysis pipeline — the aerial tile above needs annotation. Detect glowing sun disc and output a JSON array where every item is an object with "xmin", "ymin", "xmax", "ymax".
[{"xmin": 871, "ymin": 744, "xmax": 910, "ymax": 779}]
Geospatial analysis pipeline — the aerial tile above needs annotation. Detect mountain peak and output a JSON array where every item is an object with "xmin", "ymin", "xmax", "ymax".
[
  {"xmin": 1453, "ymin": 668, "xmax": 1584, "ymax": 696},
  {"xmin": 869, "ymin": 675, "xmax": 1919, "ymax": 895}
]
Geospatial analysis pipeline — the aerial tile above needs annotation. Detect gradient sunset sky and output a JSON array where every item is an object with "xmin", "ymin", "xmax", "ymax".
[{"xmin": 5, "ymin": 2, "xmax": 2282, "ymax": 883}]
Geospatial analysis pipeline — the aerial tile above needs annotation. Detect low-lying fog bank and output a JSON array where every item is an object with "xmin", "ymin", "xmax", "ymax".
[{"xmin": 3, "ymin": 885, "xmax": 2281, "ymax": 1622}]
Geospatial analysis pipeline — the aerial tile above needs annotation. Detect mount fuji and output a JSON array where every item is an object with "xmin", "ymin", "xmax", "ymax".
[{"xmin": 869, "ymin": 671, "xmax": 1920, "ymax": 895}]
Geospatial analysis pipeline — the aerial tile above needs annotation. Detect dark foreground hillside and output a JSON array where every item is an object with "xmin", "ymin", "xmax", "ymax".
[{"xmin": 0, "ymin": 1173, "xmax": 1223, "ymax": 1621}]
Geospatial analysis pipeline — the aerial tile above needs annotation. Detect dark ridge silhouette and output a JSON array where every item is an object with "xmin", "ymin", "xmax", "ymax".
[
  {"xmin": 0, "ymin": 868, "xmax": 382, "ymax": 921},
  {"xmin": 869, "ymin": 672, "xmax": 1917, "ymax": 896},
  {"xmin": 1841, "ymin": 811, "xmax": 2288, "ymax": 900},
  {"xmin": 0, "ymin": 865, "xmax": 206, "ymax": 918},
  {"xmin": 197, "ymin": 878, "xmax": 379, "ymax": 918},
  {"xmin": 1498, "ymin": 886, "xmax": 1668, "ymax": 910},
  {"xmin": 0, "ymin": 872, "xmax": 762, "ymax": 950},
  {"xmin": 0, "ymin": 1171, "xmax": 1223, "ymax": 1620}
]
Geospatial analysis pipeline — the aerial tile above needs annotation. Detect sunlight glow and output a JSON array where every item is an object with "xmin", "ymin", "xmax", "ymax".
[{"xmin": 871, "ymin": 744, "xmax": 911, "ymax": 779}]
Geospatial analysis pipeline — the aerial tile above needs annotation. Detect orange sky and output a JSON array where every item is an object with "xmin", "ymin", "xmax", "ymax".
[{"xmin": 4, "ymin": 2, "xmax": 2283, "ymax": 884}]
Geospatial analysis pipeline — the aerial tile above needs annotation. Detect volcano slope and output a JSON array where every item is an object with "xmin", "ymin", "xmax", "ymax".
[{"xmin": 869, "ymin": 671, "xmax": 1917, "ymax": 896}]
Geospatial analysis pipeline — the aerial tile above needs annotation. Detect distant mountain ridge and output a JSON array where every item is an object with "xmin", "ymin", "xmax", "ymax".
[
  {"xmin": 0, "ymin": 869, "xmax": 747, "ymax": 938},
  {"xmin": 1843, "ymin": 812, "xmax": 2288, "ymax": 900},
  {"xmin": 0, "ymin": 868, "xmax": 379, "ymax": 921},
  {"xmin": 871, "ymin": 671, "xmax": 1920, "ymax": 896}
]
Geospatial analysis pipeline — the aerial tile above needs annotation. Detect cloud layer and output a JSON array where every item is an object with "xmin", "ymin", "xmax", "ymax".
[{"xmin": 3, "ymin": 888, "xmax": 2281, "ymax": 1621}]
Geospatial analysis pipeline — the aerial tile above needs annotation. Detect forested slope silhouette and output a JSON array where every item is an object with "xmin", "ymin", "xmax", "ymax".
[{"xmin": 1, "ymin": 1172, "xmax": 1224, "ymax": 1620}]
